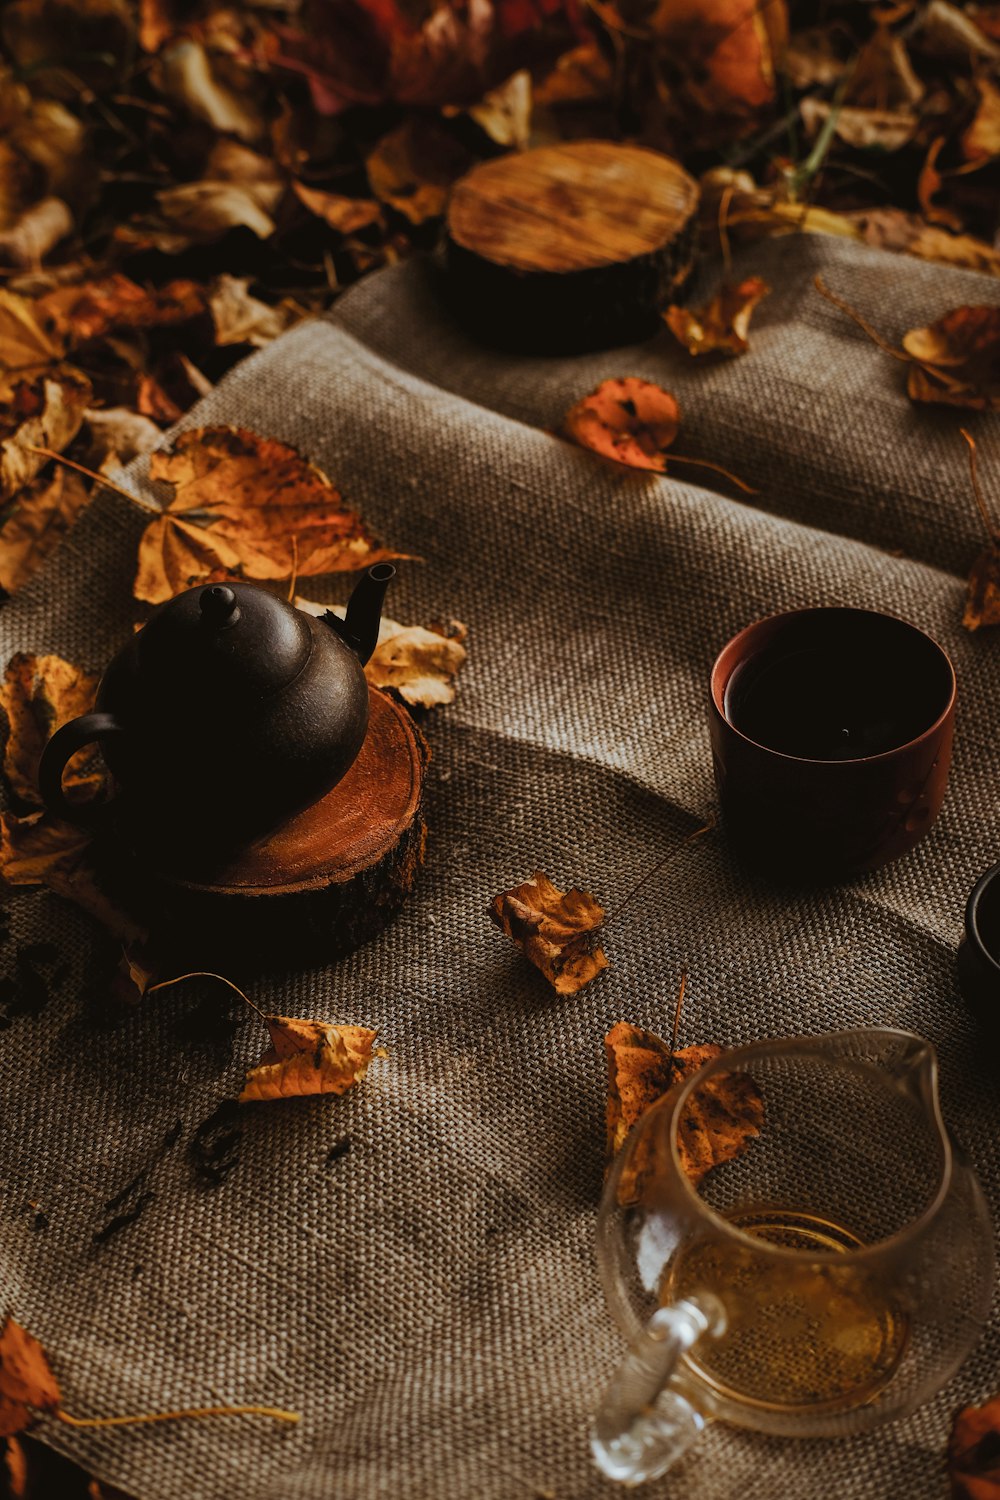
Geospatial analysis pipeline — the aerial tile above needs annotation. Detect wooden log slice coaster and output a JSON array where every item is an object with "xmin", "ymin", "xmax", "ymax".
[
  {"xmin": 103, "ymin": 687, "xmax": 428, "ymax": 973},
  {"xmin": 446, "ymin": 141, "xmax": 699, "ymax": 353}
]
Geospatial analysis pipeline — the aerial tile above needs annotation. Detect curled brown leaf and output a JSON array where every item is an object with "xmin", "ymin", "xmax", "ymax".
[{"xmin": 490, "ymin": 869, "xmax": 608, "ymax": 995}]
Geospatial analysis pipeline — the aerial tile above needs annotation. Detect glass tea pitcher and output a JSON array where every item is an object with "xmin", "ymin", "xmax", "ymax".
[{"xmin": 592, "ymin": 1029, "xmax": 993, "ymax": 1484}]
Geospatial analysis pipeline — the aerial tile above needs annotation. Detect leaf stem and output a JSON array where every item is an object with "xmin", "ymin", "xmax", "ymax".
[
  {"xmin": 960, "ymin": 428, "xmax": 999, "ymax": 546},
  {"xmin": 146, "ymin": 971, "xmax": 267, "ymax": 1019},
  {"xmin": 55, "ymin": 1404, "xmax": 300, "ymax": 1429},
  {"xmin": 21, "ymin": 446, "xmax": 162, "ymax": 515},
  {"xmin": 669, "ymin": 453, "xmax": 758, "ymax": 494},
  {"xmin": 812, "ymin": 277, "xmax": 910, "ymax": 363}
]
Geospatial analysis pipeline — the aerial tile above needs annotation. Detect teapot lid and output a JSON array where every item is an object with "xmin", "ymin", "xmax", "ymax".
[{"xmin": 135, "ymin": 582, "xmax": 313, "ymax": 703}]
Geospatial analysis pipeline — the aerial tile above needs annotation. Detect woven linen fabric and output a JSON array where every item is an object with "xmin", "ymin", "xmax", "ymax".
[{"xmin": 0, "ymin": 232, "xmax": 997, "ymax": 1500}]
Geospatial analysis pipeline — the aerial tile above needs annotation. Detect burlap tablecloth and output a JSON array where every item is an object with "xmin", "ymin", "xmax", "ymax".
[{"xmin": 1, "ymin": 231, "xmax": 998, "ymax": 1500}]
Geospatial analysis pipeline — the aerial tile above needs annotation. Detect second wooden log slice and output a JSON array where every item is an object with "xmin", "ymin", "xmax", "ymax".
[{"xmin": 446, "ymin": 141, "xmax": 699, "ymax": 353}]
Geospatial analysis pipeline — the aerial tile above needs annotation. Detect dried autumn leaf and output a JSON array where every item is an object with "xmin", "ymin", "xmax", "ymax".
[
  {"xmin": 563, "ymin": 377, "xmax": 680, "ymax": 473},
  {"xmin": 489, "ymin": 869, "xmax": 608, "ymax": 995},
  {"xmin": 948, "ymin": 1392, "xmax": 1000, "ymax": 1498},
  {"xmin": 604, "ymin": 1021, "xmax": 763, "ymax": 1204},
  {"xmin": 664, "ymin": 277, "xmax": 770, "ymax": 357},
  {"xmin": 449, "ymin": 70, "xmax": 532, "ymax": 149},
  {"xmin": 0, "ymin": 809, "xmax": 139, "ymax": 942},
  {"xmin": 0, "ymin": 651, "xmax": 102, "ymax": 807},
  {"xmin": 309, "ymin": 603, "xmax": 468, "ymax": 708},
  {"xmin": 35, "ymin": 274, "xmax": 207, "ymax": 346},
  {"xmin": 0, "ymin": 1317, "xmax": 60, "ymax": 1438},
  {"xmin": 642, "ymin": 0, "xmax": 786, "ymax": 116},
  {"xmin": 0, "ymin": 370, "xmax": 92, "ymax": 501},
  {"xmin": 0, "ymin": 289, "xmax": 61, "ymax": 374},
  {"xmin": 366, "ymin": 119, "xmax": 471, "ymax": 226},
  {"xmin": 902, "ymin": 307, "xmax": 1000, "ymax": 411},
  {"xmin": 135, "ymin": 426, "xmax": 402, "ymax": 606},
  {"xmin": 917, "ymin": 138, "xmax": 965, "ymax": 233},
  {"xmin": 800, "ymin": 98, "xmax": 917, "ymax": 153},
  {"xmin": 964, "ymin": 549, "xmax": 1000, "ymax": 631},
  {"xmin": 4, "ymin": 1434, "xmax": 27, "ymax": 1497},
  {"xmin": 0, "ymin": 465, "xmax": 91, "ymax": 597},
  {"xmin": 0, "ymin": 198, "xmax": 73, "ymax": 269},
  {"xmin": 154, "ymin": 38, "xmax": 263, "ymax": 143},
  {"xmin": 208, "ymin": 276, "xmax": 304, "ymax": 350},
  {"xmin": 153, "ymin": 144, "xmax": 283, "ymax": 246},
  {"xmin": 83, "ymin": 407, "xmax": 163, "ymax": 469},
  {"xmin": 240, "ymin": 1017, "xmax": 377, "ymax": 1103},
  {"xmin": 292, "ymin": 183, "xmax": 383, "ymax": 237},
  {"xmin": 963, "ymin": 75, "xmax": 1000, "ymax": 163}
]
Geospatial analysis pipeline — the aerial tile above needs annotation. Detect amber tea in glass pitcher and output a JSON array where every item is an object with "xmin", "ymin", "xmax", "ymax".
[{"xmin": 591, "ymin": 1030, "xmax": 993, "ymax": 1485}]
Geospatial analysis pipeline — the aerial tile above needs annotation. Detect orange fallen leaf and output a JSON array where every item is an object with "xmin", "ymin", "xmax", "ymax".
[
  {"xmin": 489, "ymin": 869, "xmax": 608, "ymax": 995},
  {"xmin": 563, "ymin": 377, "xmax": 680, "ymax": 472},
  {"xmin": 240, "ymin": 1016, "xmax": 378, "ymax": 1103},
  {"xmin": 0, "ymin": 651, "xmax": 103, "ymax": 807},
  {"xmin": 292, "ymin": 182, "xmax": 384, "ymax": 236},
  {"xmin": 4, "ymin": 1435, "xmax": 27, "ymax": 1497},
  {"xmin": 605, "ymin": 1020, "xmax": 763, "ymax": 1204},
  {"xmin": 563, "ymin": 378, "xmax": 756, "ymax": 491},
  {"xmin": 0, "ymin": 465, "xmax": 91, "ymax": 597},
  {"xmin": 34, "ymin": 274, "xmax": 207, "ymax": 347},
  {"xmin": 948, "ymin": 1392, "xmax": 1000, "ymax": 1498},
  {"xmin": 0, "ymin": 290, "xmax": 62, "ymax": 375},
  {"xmin": 134, "ymin": 426, "xmax": 402, "ymax": 605},
  {"xmin": 0, "ymin": 1317, "xmax": 61, "ymax": 1438},
  {"xmin": 664, "ymin": 276, "xmax": 770, "ymax": 357},
  {"xmin": 962, "ymin": 74, "xmax": 1000, "ymax": 163}
]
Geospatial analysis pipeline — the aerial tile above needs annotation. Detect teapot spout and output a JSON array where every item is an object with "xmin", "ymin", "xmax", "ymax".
[{"xmin": 333, "ymin": 563, "xmax": 395, "ymax": 666}]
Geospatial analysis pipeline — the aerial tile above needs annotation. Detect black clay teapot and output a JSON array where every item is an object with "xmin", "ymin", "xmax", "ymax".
[{"xmin": 39, "ymin": 564, "xmax": 395, "ymax": 865}]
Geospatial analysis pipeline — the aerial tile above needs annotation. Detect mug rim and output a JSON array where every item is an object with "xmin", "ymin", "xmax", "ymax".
[
  {"xmin": 710, "ymin": 606, "xmax": 956, "ymax": 768},
  {"xmin": 966, "ymin": 861, "xmax": 1000, "ymax": 979},
  {"xmin": 665, "ymin": 1027, "xmax": 953, "ymax": 1263}
]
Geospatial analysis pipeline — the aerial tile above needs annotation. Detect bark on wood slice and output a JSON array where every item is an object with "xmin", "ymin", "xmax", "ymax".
[
  {"xmin": 446, "ymin": 141, "xmax": 699, "ymax": 353},
  {"xmin": 100, "ymin": 687, "xmax": 428, "ymax": 973}
]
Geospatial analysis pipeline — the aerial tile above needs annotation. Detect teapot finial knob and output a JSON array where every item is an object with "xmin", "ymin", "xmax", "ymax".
[{"xmin": 199, "ymin": 584, "xmax": 240, "ymax": 626}]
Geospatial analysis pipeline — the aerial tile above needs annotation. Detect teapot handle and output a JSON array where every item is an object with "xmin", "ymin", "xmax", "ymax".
[
  {"xmin": 590, "ymin": 1294, "xmax": 726, "ymax": 1485},
  {"xmin": 38, "ymin": 712, "xmax": 122, "ymax": 825}
]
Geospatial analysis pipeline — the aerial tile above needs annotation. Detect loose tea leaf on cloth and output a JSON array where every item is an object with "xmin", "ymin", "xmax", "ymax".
[
  {"xmin": 605, "ymin": 1021, "xmax": 764, "ymax": 1204},
  {"xmin": 135, "ymin": 426, "xmax": 402, "ymax": 604},
  {"xmin": 240, "ymin": 1017, "xmax": 378, "ymax": 1103},
  {"xmin": 948, "ymin": 1392, "xmax": 1000, "ymax": 1498},
  {"xmin": 489, "ymin": 869, "xmax": 608, "ymax": 995}
]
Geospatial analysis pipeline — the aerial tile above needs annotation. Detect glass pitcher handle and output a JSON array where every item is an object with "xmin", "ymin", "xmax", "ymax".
[{"xmin": 591, "ymin": 1293, "xmax": 726, "ymax": 1485}]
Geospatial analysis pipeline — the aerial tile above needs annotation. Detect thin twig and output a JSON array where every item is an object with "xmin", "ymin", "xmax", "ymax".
[
  {"xmin": 667, "ymin": 970, "xmax": 687, "ymax": 1080},
  {"xmin": 961, "ymin": 428, "xmax": 999, "ymax": 546},
  {"xmin": 812, "ymin": 276, "xmax": 909, "ymax": 362},
  {"xmin": 287, "ymin": 536, "xmax": 300, "ymax": 601},
  {"xmin": 146, "ymin": 971, "xmax": 267, "ymax": 1020},
  {"xmin": 610, "ymin": 817, "xmax": 715, "ymax": 926},
  {"xmin": 22, "ymin": 446, "xmax": 162, "ymax": 515},
  {"xmin": 718, "ymin": 185, "xmax": 734, "ymax": 277},
  {"xmin": 56, "ymin": 1404, "xmax": 300, "ymax": 1430}
]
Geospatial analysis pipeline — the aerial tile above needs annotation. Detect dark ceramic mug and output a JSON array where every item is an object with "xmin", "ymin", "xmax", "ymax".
[
  {"xmin": 709, "ymin": 607, "xmax": 956, "ymax": 877},
  {"xmin": 958, "ymin": 863, "xmax": 1000, "ymax": 1031}
]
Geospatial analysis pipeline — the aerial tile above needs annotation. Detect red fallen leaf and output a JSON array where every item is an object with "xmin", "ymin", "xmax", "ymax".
[
  {"xmin": 562, "ymin": 378, "xmax": 756, "ymax": 491},
  {"xmin": 0, "ymin": 1317, "xmax": 61, "ymax": 1438},
  {"xmin": 948, "ymin": 1392, "xmax": 1000, "ymax": 1498},
  {"xmin": 489, "ymin": 869, "xmax": 608, "ymax": 994},
  {"xmin": 664, "ymin": 277, "xmax": 770, "ymax": 357}
]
